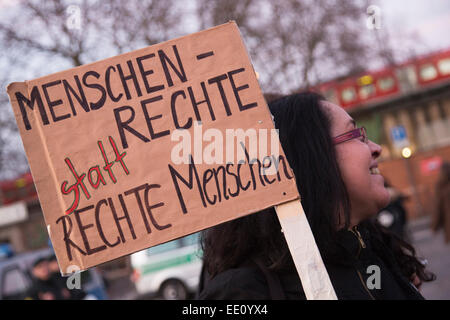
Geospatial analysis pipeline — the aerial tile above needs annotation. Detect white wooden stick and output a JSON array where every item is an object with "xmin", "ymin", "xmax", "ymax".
[{"xmin": 275, "ymin": 199, "xmax": 337, "ymax": 300}]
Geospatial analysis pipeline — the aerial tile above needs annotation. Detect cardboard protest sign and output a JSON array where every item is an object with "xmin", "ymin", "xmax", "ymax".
[{"xmin": 7, "ymin": 22, "xmax": 300, "ymax": 274}]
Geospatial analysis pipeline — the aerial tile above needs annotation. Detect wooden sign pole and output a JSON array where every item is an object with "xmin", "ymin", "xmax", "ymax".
[{"xmin": 275, "ymin": 199, "xmax": 337, "ymax": 300}]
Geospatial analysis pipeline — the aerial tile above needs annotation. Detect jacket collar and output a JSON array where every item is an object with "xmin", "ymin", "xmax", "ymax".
[{"xmin": 336, "ymin": 224, "xmax": 371, "ymax": 260}]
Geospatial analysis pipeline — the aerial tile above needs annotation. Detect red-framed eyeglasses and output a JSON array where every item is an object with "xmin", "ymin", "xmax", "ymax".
[{"xmin": 333, "ymin": 127, "xmax": 368, "ymax": 145}]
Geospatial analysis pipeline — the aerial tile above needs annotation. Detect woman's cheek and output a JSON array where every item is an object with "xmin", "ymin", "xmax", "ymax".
[
  {"xmin": 377, "ymin": 181, "xmax": 391, "ymax": 208},
  {"xmin": 336, "ymin": 152, "xmax": 364, "ymax": 186}
]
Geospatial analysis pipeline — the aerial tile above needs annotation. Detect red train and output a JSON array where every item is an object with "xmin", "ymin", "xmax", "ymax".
[
  {"xmin": 313, "ymin": 48, "xmax": 450, "ymax": 110},
  {"xmin": 0, "ymin": 172, "xmax": 38, "ymax": 205}
]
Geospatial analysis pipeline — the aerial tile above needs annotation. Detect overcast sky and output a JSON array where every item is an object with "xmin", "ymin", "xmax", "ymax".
[
  {"xmin": 1, "ymin": 0, "xmax": 449, "ymax": 56},
  {"xmin": 379, "ymin": 0, "xmax": 450, "ymax": 54}
]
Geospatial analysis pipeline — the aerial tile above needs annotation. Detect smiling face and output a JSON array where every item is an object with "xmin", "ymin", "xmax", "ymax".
[{"xmin": 321, "ymin": 101, "xmax": 390, "ymax": 227}]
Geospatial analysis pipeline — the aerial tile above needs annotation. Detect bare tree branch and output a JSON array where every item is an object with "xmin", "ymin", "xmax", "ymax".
[{"xmin": 0, "ymin": 0, "xmax": 183, "ymax": 178}]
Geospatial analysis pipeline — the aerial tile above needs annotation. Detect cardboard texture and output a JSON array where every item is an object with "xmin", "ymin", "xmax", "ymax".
[{"xmin": 7, "ymin": 22, "xmax": 299, "ymax": 274}]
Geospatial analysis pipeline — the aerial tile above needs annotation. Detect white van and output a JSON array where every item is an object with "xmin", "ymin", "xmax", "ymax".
[{"xmin": 130, "ymin": 233, "xmax": 202, "ymax": 300}]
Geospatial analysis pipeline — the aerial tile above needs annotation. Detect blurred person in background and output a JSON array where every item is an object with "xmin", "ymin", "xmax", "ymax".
[
  {"xmin": 432, "ymin": 161, "xmax": 450, "ymax": 244},
  {"xmin": 376, "ymin": 180, "xmax": 409, "ymax": 241},
  {"xmin": 47, "ymin": 255, "xmax": 86, "ymax": 300},
  {"xmin": 26, "ymin": 257, "xmax": 65, "ymax": 300}
]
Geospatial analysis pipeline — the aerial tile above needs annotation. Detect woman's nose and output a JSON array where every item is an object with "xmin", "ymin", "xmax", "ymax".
[{"xmin": 369, "ymin": 140, "xmax": 382, "ymax": 159}]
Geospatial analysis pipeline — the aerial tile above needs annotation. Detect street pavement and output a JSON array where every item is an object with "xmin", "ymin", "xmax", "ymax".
[{"xmin": 408, "ymin": 217, "xmax": 450, "ymax": 300}]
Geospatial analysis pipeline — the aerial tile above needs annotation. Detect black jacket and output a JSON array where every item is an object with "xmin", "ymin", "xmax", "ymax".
[
  {"xmin": 377, "ymin": 197, "xmax": 408, "ymax": 239},
  {"xmin": 50, "ymin": 272, "xmax": 87, "ymax": 300},
  {"xmin": 27, "ymin": 278, "xmax": 66, "ymax": 300},
  {"xmin": 198, "ymin": 226, "xmax": 424, "ymax": 300}
]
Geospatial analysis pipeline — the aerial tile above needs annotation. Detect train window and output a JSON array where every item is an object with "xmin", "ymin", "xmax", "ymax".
[
  {"xmin": 378, "ymin": 77, "xmax": 395, "ymax": 91},
  {"xmin": 146, "ymin": 238, "xmax": 180, "ymax": 255},
  {"xmin": 438, "ymin": 58, "xmax": 450, "ymax": 75},
  {"xmin": 324, "ymin": 89, "xmax": 338, "ymax": 104},
  {"xmin": 396, "ymin": 66, "xmax": 417, "ymax": 92},
  {"xmin": 419, "ymin": 64, "xmax": 437, "ymax": 81},
  {"xmin": 341, "ymin": 87, "xmax": 356, "ymax": 102},
  {"xmin": 359, "ymin": 84, "xmax": 375, "ymax": 100}
]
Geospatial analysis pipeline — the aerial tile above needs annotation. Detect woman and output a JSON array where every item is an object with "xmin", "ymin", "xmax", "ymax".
[
  {"xmin": 198, "ymin": 92, "xmax": 434, "ymax": 300},
  {"xmin": 432, "ymin": 161, "xmax": 450, "ymax": 244}
]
